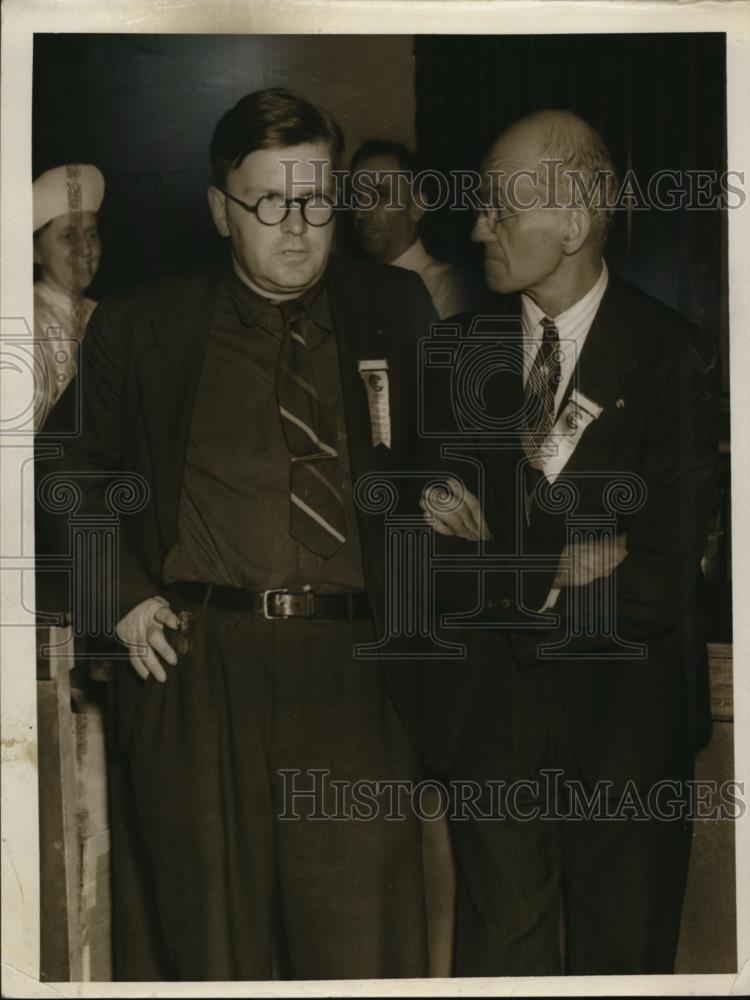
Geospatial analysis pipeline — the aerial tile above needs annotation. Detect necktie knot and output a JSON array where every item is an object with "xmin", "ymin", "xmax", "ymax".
[
  {"xmin": 541, "ymin": 317, "xmax": 559, "ymax": 344},
  {"xmin": 280, "ymin": 300, "xmax": 307, "ymax": 345},
  {"xmin": 280, "ymin": 299, "xmax": 305, "ymax": 326}
]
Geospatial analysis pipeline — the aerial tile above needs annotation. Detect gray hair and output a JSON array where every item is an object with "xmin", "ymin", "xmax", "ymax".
[{"xmin": 538, "ymin": 115, "xmax": 619, "ymax": 250}]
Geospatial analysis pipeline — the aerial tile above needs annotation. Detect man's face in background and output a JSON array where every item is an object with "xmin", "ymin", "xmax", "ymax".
[
  {"xmin": 209, "ymin": 141, "xmax": 335, "ymax": 298},
  {"xmin": 351, "ymin": 153, "xmax": 422, "ymax": 264}
]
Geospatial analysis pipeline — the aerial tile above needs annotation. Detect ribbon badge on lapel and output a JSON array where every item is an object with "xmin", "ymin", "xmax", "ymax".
[
  {"xmin": 357, "ymin": 358, "xmax": 391, "ymax": 448},
  {"xmin": 531, "ymin": 389, "xmax": 603, "ymax": 482}
]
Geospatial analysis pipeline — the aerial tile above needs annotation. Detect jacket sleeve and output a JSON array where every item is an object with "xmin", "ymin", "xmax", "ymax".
[{"xmin": 35, "ymin": 297, "xmax": 158, "ymax": 627}]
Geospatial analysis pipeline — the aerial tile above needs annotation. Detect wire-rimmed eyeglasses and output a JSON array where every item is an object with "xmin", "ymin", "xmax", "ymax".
[
  {"xmin": 475, "ymin": 205, "xmax": 521, "ymax": 232},
  {"xmin": 220, "ymin": 188, "xmax": 335, "ymax": 227}
]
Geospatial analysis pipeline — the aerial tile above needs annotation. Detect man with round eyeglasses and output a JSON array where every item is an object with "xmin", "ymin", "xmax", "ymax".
[
  {"xmin": 217, "ymin": 186, "xmax": 335, "ymax": 226},
  {"xmin": 38, "ymin": 87, "xmax": 436, "ymax": 981}
]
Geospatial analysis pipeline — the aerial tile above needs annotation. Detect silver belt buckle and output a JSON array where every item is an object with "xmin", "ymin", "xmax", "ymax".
[{"xmin": 261, "ymin": 589, "xmax": 315, "ymax": 619}]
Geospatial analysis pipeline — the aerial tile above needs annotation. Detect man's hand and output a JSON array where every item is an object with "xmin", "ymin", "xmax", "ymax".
[
  {"xmin": 541, "ymin": 535, "xmax": 628, "ymax": 612},
  {"xmin": 420, "ymin": 477, "xmax": 493, "ymax": 542},
  {"xmin": 116, "ymin": 596, "xmax": 181, "ymax": 682},
  {"xmin": 553, "ymin": 534, "xmax": 628, "ymax": 590}
]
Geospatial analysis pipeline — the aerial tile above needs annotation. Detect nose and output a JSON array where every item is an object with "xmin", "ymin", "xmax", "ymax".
[
  {"xmin": 281, "ymin": 203, "xmax": 307, "ymax": 236},
  {"xmin": 471, "ymin": 211, "xmax": 493, "ymax": 244},
  {"xmin": 71, "ymin": 234, "xmax": 91, "ymax": 259}
]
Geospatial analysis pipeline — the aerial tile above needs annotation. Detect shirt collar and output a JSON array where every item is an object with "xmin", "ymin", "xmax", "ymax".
[
  {"xmin": 35, "ymin": 279, "xmax": 91, "ymax": 311},
  {"xmin": 225, "ymin": 264, "xmax": 333, "ymax": 340},
  {"xmin": 390, "ymin": 237, "xmax": 430, "ymax": 273},
  {"xmin": 521, "ymin": 260, "xmax": 609, "ymax": 344}
]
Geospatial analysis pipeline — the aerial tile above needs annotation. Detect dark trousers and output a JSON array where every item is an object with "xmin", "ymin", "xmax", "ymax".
[
  {"xmin": 445, "ymin": 662, "xmax": 693, "ymax": 977},
  {"xmin": 127, "ymin": 601, "xmax": 429, "ymax": 980}
]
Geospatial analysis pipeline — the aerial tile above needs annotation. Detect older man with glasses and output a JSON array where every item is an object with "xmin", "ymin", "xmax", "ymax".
[
  {"xmin": 420, "ymin": 109, "xmax": 720, "ymax": 977},
  {"xmin": 38, "ymin": 87, "xmax": 437, "ymax": 981}
]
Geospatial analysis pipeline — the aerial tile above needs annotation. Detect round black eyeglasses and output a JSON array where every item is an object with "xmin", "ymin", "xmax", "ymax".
[{"xmin": 220, "ymin": 188, "xmax": 335, "ymax": 227}]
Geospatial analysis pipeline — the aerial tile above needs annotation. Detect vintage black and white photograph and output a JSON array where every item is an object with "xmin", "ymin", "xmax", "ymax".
[{"xmin": 1, "ymin": 1, "xmax": 748, "ymax": 994}]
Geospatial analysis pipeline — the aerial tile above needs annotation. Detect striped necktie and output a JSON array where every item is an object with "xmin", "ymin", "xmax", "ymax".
[
  {"xmin": 521, "ymin": 317, "xmax": 562, "ymax": 521},
  {"xmin": 276, "ymin": 301, "xmax": 347, "ymax": 558}
]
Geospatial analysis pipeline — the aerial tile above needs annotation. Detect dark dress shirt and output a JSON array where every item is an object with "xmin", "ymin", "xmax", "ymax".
[{"xmin": 163, "ymin": 266, "xmax": 365, "ymax": 591}]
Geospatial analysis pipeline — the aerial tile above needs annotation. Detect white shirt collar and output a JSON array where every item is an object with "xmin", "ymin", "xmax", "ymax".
[
  {"xmin": 390, "ymin": 237, "xmax": 431, "ymax": 274},
  {"xmin": 35, "ymin": 278, "xmax": 93, "ymax": 311},
  {"xmin": 521, "ymin": 260, "xmax": 609, "ymax": 346}
]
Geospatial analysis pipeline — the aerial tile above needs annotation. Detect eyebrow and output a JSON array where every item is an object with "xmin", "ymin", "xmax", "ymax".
[
  {"xmin": 242, "ymin": 183, "xmax": 329, "ymax": 200},
  {"xmin": 478, "ymin": 182, "xmax": 507, "ymax": 205}
]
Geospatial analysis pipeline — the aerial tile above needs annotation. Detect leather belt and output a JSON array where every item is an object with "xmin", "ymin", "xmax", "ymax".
[{"xmin": 171, "ymin": 580, "xmax": 371, "ymax": 621}]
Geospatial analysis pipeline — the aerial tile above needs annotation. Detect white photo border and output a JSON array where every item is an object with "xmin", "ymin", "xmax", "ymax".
[{"xmin": 2, "ymin": 1, "xmax": 749, "ymax": 996}]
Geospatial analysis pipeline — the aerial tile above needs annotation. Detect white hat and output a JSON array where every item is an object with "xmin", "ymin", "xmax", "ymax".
[{"xmin": 33, "ymin": 164, "xmax": 105, "ymax": 232}]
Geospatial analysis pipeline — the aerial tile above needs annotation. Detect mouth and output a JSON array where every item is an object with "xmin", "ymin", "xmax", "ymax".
[{"xmin": 356, "ymin": 228, "xmax": 382, "ymax": 246}]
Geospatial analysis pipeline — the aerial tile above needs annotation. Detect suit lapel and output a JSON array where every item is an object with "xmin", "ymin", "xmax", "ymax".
[
  {"xmin": 558, "ymin": 274, "xmax": 638, "ymax": 476},
  {"xmin": 325, "ymin": 255, "xmax": 389, "ymax": 483},
  {"xmin": 136, "ymin": 261, "xmax": 227, "ymax": 553},
  {"xmin": 468, "ymin": 296, "xmax": 526, "ymax": 516}
]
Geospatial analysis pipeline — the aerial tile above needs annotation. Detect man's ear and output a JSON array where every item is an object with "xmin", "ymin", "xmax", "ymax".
[
  {"xmin": 561, "ymin": 207, "xmax": 592, "ymax": 255},
  {"xmin": 207, "ymin": 186, "xmax": 230, "ymax": 238}
]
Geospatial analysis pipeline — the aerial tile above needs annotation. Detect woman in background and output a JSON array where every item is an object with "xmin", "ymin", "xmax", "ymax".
[{"xmin": 33, "ymin": 163, "xmax": 104, "ymax": 429}]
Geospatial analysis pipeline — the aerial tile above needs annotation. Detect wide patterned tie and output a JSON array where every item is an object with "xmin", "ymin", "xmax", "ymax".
[
  {"xmin": 276, "ymin": 301, "xmax": 347, "ymax": 558},
  {"xmin": 521, "ymin": 317, "xmax": 562, "ymax": 522}
]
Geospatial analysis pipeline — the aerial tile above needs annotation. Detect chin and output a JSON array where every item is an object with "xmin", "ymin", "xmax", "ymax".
[
  {"xmin": 485, "ymin": 272, "xmax": 509, "ymax": 294},
  {"xmin": 357, "ymin": 233, "xmax": 383, "ymax": 257},
  {"xmin": 71, "ymin": 264, "xmax": 96, "ymax": 290},
  {"xmin": 484, "ymin": 266, "xmax": 519, "ymax": 295},
  {"xmin": 273, "ymin": 261, "xmax": 324, "ymax": 291}
]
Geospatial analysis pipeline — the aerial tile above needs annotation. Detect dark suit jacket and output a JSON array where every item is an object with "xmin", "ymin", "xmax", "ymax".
[
  {"xmin": 422, "ymin": 271, "xmax": 720, "ymax": 785},
  {"xmin": 36, "ymin": 253, "xmax": 438, "ymax": 749}
]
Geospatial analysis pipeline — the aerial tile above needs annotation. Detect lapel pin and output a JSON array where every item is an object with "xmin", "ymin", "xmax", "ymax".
[
  {"xmin": 616, "ymin": 398, "xmax": 625, "ymax": 409},
  {"xmin": 532, "ymin": 389, "xmax": 602, "ymax": 484},
  {"xmin": 358, "ymin": 359, "xmax": 391, "ymax": 448}
]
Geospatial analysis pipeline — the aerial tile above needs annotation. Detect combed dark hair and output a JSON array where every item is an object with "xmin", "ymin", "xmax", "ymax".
[
  {"xmin": 210, "ymin": 87, "xmax": 345, "ymax": 187},
  {"xmin": 350, "ymin": 139, "xmax": 417, "ymax": 175}
]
